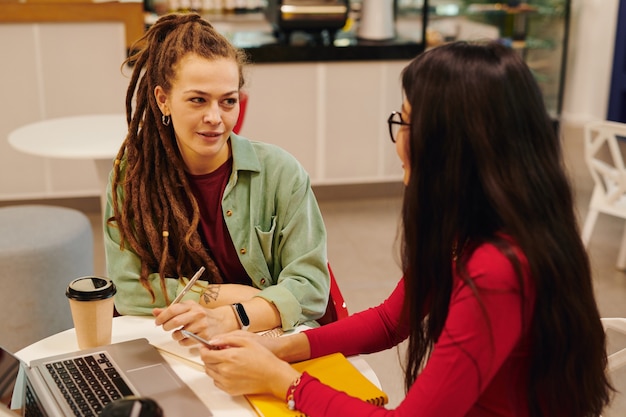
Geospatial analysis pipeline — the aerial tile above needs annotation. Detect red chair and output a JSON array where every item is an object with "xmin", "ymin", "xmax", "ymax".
[
  {"xmin": 317, "ymin": 263, "xmax": 349, "ymax": 325},
  {"xmin": 233, "ymin": 91, "xmax": 248, "ymax": 134}
]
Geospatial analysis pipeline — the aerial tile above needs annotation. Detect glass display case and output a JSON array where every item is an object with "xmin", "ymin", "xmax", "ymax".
[{"xmin": 398, "ymin": 0, "xmax": 570, "ymax": 120}]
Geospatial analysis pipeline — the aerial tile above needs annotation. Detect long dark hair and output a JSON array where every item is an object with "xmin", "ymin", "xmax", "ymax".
[
  {"xmin": 108, "ymin": 13, "xmax": 248, "ymax": 302},
  {"xmin": 400, "ymin": 41, "xmax": 611, "ymax": 417}
]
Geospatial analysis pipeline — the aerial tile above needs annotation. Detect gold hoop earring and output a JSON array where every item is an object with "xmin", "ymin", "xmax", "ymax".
[{"xmin": 162, "ymin": 114, "xmax": 171, "ymax": 126}]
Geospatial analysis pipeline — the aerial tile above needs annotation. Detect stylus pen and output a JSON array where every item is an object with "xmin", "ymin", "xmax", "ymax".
[{"xmin": 171, "ymin": 266, "xmax": 205, "ymax": 305}]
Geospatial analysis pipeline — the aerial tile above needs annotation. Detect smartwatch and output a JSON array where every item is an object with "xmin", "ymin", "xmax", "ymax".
[{"xmin": 231, "ymin": 303, "xmax": 250, "ymax": 331}]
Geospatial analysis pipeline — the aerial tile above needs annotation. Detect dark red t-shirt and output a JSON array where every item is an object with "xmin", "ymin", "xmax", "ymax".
[{"xmin": 186, "ymin": 159, "xmax": 252, "ymax": 286}]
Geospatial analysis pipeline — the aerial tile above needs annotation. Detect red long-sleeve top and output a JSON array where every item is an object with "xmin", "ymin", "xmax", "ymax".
[{"xmin": 298, "ymin": 242, "xmax": 535, "ymax": 417}]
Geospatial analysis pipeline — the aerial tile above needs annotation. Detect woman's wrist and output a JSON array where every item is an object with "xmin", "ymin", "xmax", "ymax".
[
  {"xmin": 275, "ymin": 333, "xmax": 311, "ymax": 363},
  {"xmin": 272, "ymin": 366, "xmax": 302, "ymax": 401},
  {"xmin": 286, "ymin": 375, "xmax": 302, "ymax": 410},
  {"xmin": 217, "ymin": 304, "xmax": 241, "ymax": 332}
]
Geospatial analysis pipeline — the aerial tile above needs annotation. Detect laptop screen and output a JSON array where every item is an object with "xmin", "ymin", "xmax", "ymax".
[{"xmin": 0, "ymin": 349, "xmax": 21, "ymax": 415}]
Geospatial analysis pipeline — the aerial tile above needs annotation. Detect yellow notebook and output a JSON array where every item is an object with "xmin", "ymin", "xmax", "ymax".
[{"xmin": 245, "ymin": 353, "xmax": 388, "ymax": 417}]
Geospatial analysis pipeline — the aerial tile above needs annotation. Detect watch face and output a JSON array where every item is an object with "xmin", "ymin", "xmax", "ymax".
[{"xmin": 234, "ymin": 303, "xmax": 250, "ymax": 327}]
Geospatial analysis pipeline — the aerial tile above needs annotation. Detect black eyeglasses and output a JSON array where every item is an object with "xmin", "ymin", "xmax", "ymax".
[{"xmin": 387, "ymin": 111, "xmax": 410, "ymax": 143}]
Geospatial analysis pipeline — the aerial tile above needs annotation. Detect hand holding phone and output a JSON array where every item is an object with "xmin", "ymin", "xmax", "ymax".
[{"xmin": 180, "ymin": 329, "xmax": 221, "ymax": 350}]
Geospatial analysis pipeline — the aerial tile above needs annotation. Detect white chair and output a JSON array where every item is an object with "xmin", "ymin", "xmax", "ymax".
[
  {"xmin": 581, "ymin": 120, "xmax": 626, "ymax": 269},
  {"xmin": 601, "ymin": 318, "xmax": 626, "ymax": 416},
  {"xmin": 602, "ymin": 317, "xmax": 626, "ymax": 371}
]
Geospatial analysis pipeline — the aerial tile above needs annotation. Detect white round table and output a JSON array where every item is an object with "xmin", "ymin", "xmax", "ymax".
[
  {"xmin": 16, "ymin": 316, "xmax": 380, "ymax": 417},
  {"xmin": 8, "ymin": 114, "xmax": 127, "ymax": 213}
]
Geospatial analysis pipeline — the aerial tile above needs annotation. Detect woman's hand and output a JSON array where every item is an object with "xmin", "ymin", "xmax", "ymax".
[
  {"xmin": 153, "ymin": 301, "xmax": 238, "ymax": 341},
  {"xmin": 200, "ymin": 333, "xmax": 301, "ymax": 398}
]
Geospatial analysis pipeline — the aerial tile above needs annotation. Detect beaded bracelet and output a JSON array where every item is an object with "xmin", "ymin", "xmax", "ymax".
[{"xmin": 286, "ymin": 376, "xmax": 302, "ymax": 411}]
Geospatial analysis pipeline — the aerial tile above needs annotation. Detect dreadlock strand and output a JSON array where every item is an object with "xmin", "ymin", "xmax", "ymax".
[
  {"xmin": 139, "ymin": 260, "xmax": 156, "ymax": 303},
  {"xmin": 160, "ymin": 148, "xmax": 222, "ymax": 283},
  {"xmin": 158, "ymin": 210, "xmax": 172, "ymax": 304},
  {"xmin": 137, "ymin": 159, "xmax": 162, "ymax": 267},
  {"xmin": 108, "ymin": 152, "xmax": 124, "ymax": 246}
]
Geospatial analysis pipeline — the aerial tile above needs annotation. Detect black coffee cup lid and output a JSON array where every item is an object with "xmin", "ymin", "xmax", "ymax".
[{"xmin": 66, "ymin": 276, "xmax": 117, "ymax": 301}]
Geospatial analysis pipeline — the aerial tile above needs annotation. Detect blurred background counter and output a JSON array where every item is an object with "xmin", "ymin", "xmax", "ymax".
[{"xmin": 145, "ymin": 11, "xmax": 425, "ymax": 63}]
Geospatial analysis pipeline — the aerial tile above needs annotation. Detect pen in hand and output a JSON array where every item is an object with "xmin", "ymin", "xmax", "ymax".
[{"xmin": 171, "ymin": 266, "xmax": 205, "ymax": 305}]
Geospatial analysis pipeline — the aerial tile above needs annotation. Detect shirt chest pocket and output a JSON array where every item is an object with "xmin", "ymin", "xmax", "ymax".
[{"xmin": 254, "ymin": 215, "xmax": 277, "ymax": 268}]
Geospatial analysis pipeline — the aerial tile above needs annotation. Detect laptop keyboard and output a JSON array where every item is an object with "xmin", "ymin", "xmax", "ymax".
[
  {"xmin": 24, "ymin": 382, "xmax": 46, "ymax": 417},
  {"xmin": 44, "ymin": 352, "xmax": 134, "ymax": 417}
]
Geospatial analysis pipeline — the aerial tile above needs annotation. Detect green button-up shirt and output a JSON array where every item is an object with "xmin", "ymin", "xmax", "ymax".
[{"xmin": 104, "ymin": 134, "xmax": 330, "ymax": 330}]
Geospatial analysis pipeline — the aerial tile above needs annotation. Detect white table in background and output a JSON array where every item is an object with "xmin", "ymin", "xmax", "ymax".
[
  {"xmin": 16, "ymin": 315, "xmax": 380, "ymax": 417},
  {"xmin": 8, "ymin": 114, "xmax": 126, "ymax": 213}
]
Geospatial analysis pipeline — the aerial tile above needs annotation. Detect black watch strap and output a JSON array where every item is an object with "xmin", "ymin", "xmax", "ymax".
[{"xmin": 232, "ymin": 303, "xmax": 250, "ymax": 331}]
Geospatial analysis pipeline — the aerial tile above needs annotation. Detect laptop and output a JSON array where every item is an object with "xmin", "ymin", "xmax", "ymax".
[{"xmin": 0, "ymin": 338, "xmax": 212, "ymax": 417}]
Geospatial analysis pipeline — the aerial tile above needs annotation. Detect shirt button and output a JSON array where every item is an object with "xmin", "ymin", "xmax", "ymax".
[
  {"xmin": 240, "ymin": 248, "xmax": 247, "ymax": 254},
  {"xmin": 260, "ymin": 278, "xmax": 266, "ymax": 285},
  {"xmin": 226, "ymin": 210, "xmax": 233, "ymax": 216}
]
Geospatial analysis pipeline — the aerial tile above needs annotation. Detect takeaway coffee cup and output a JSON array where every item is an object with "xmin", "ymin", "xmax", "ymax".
[{"xmin": 66, "ymin": 276, "xmax": 117, "ymax": 349}]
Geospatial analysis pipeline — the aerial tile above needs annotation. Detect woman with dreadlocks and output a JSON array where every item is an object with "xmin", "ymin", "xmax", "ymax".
[{"xmin": 104, "ymin": 13, "xmax": 330, "ymax": 338}]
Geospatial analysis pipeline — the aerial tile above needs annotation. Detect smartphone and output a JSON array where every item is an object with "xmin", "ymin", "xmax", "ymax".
[{"xmin": 180, "ymin": 329, "xmax": 220, "ymax": 350}]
